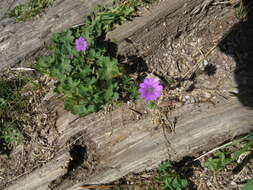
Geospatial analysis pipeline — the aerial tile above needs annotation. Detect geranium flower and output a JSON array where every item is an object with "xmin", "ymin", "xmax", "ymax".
[
  {"xmin": 75, "ymin": 37, "xmax": 88, "ymax": 52},
  {"xmin": 138, "ymin": 78, "xmax": 163, "ymax": 102}
]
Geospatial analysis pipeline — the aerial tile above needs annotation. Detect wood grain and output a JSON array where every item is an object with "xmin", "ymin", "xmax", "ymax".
[
  {"xmin": 6, "ymin": 152, "xmax": 70, "ymax": 190},
  {"xmin": 0, "ymin": 0, "xmax": 112, "ymax": 71},
  {"xmin": 65, "ymin": 99, "xmax": 253, "ymax": 189},
  {"xmin": 4, "ymin": 0, "xmax": 253, "ymax": 189}
]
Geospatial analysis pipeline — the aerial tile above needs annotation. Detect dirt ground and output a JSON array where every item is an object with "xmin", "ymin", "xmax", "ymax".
[
  {"xmin": 0, "ymin": 74, "xmax": 58, "ymax": 189},
  {"xmin": 0, "ymin": 0, "xmax": 253, "ymax": 189}
]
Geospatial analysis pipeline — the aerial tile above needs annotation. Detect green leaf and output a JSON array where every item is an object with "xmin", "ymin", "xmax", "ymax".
[
  {"xmin": 233, "ymin": 137, "xmax": 253, "ymax": 160},
  {"xmin": 242, "ymin": 177, "xmax": 253, "ymax": 190},
  {"xmin": 72, "ymin": 104, "xmax": 87, "ymax": 115},
  {"xmin": 79, "ymin": 65, "xmax": 92, "ymax": 79},
  {"xmin": 180, "ymin": 179, "xmax": 188, "ymax": 187},
  {"xmin": 97, "ymin": 57, "xmax": 121, "ymax": 80},
  {"xmin": 158, "ymin": 161, "xmax": 172, "ymax": 173},
  {"xmin": 204, "ymin": 150, "xmax": 234, "ymax": 171}
]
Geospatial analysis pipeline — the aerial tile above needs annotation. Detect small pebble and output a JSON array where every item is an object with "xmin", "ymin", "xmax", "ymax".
[
  {"xmin": 185, "ymin": 95, "xmax": 190, "ymax": 99},
  {"xmin": 203, "ymin": 92, "xmax": 211, "ymax": 99},
  {"xmin": 203, "ymin": 60, "xmax": 209, "ymax": 66},
  {"xmin": 230, "ymin": 181, "xmax": 237, "ymax": 186}
]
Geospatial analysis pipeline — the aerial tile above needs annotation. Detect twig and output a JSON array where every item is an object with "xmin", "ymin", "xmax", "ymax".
[
  {"xmin": 128, "ymin": 107, "xmax": 143, "ymax": 116},
  {"xmin": 182, "ymin": 45, "xmax": 216, "ymax": 79},
  {"xmin": 57, "ymin": 133, "xmax": 86, "ymax": 153},
  {"xmin": 194, "ymin": 132, "xmax": 253, "ymax": 161},
  {"xmin": 11, "ymin": 67, "xmax": 35, "ymax": 71},
  {"xmin": 7, "ymin": 165, "xmax": 39, "ymax": 184},
  {"xmin": 212, "ymin": 1, "xmax": 233, "ymax": 6},
  {"xmin": 194, "ymin": 142, "xmax": 232, "ymax": 161},
  {"xmin": 72, "ymin": 23, "xmax": 85, "ymax": 28}
]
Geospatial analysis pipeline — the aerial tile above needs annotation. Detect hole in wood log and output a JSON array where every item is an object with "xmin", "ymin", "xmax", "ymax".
[
  {"xmin": 49, "ymin": 145, "xmax": 87, "ymax": 189},
  {"xmin": 49, "ymin": 131, "xmax": 98, "ymax": 190},
  {"xmin": 68, "ymin": 145, "xmax": 87, "ymax": 172},
  {"xmin": 203, "ymin": 63, "xmax": 217, "ymax": 76}
]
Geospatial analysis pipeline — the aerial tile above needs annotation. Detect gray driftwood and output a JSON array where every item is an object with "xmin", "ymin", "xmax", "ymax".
[
  {"xmin": 4, "ymin": 0, "xmax": 253, "ymax": 189},
  {"xmin": 0, "ymin": 0, "xmax": 112, "ymax": 71},
  {"xmin": 67, "ymin": 98, "xmax": 253, "ymax": 190},
  {"xmin": 6, "ymin": 152, "xmax": 70, "ymax": 190}
]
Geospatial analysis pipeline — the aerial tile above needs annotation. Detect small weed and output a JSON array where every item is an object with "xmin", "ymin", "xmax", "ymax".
[
  {"xmin": 148, "ymin": 101, "xmax": 158, "ymax": 109},
  {"xmin": 156, "ymin": 161, "xmax": 188, "ymax": 190},
  {"xmin": 35, "ymin": 0, "xmax": 153, "ymax": 116},
  {"xmin": 9, "ymin": 0, "xmax": 55, "ymax": 21},
  {"xmin": 204, "ymin": 132, "xmax": 253, "ymax": 171},
  {"xmin": 205, "ymin": 150, "xmax": 234, "ymax": 171},
  {"xmin": 236, "ymin": 0, "xmax": 246, "ymax": 20},
  {"xmin": 235, "ymin": 0, "xmax": 253, "ymax": 20},
  {"xmin": 0, "ymin": 76, "xmax": 29, "ymax": 118},
  {"xmin": 0, "ymin": 122, "xmax": 23, "ymax": 154},
  {"xmin": 0, "ymin": 74, "xmax": 32, "ymax": 155}
]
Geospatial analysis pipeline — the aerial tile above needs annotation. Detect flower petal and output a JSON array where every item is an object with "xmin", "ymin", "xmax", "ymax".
[{"xmin": 140, "ymin": 83, "xmax": 148, "ymax": 89}]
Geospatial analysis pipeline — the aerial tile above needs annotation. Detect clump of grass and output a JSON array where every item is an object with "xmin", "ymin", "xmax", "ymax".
[
  {"xmin": 9, "ymin": 0, "xmax": 55, "ymax": 21},
  {"xmin": 235, "ymin": 0, "xmax": 253, "ymax": 20},
  {"xmin": 0, "ymin": 74, "xmax": 32, "ymax": 155},
  {"xmin": 236, "ymin": 0, "xmax": 247, "ymax": 20}
]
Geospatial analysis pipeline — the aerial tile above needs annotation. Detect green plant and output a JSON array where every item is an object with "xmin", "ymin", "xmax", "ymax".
[
  {"xmin": 233, "ymin": 134, "xmax": 253, "ymax": 160},
  {"xmin": 156, "ymin": 161, "xmax": 188, "ymax": 190},
  {"xmin": 236, "ymin": 0, "xmax": 246, "ymax": 20},
  {"xmin": 205, "ymin": 132, "xmax": 253, "ymax": 171},
  {"xmin": 242, "ymin": 176, "xmax": 253, "ymax": 190},
  {"xmin": 0, "ymin": 122, "xmax": 23, "ymax": 154},
  {"xmin": 148, "ymin": 101, "xmax": 158, "ymax": 109},
  {"xmin": 35, "ymin": 0, "xmax": 152, "ymax": 116},
  {"xmin": 204, "ymin": 150, "xmax": 234, "ymax": 171},
  {"xmin": 235, "ymin": 0, "xmax": 253, "ymax": 20},
  {"xmin": 0, "ymin": 77, "xmax": 29, "ymax": 118},
  {"xmin": 0, "ymin": 75, "xmax": 31, "ymax": 154},
  {"xmin": 9, "ymin": 0, "xmax": 55, "ymax": 21}
]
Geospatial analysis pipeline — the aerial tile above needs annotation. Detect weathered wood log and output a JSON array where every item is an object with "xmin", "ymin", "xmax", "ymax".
[
  {"xmin": 0, "ymin": 0, "xmax": 112, "ymax": 71},
  {"xmin": 6, "ymin": 152, "xmax": 70, "ymax": 190},
  {"xmin": 9, "ymin": 98, "xmax": 253, "ymax": 190},
  {"xmin": 64, "ymin": 99, "xmax": 253, "ymax": 190},
  {"xmin": 4, "ymin": 0, "xmax": 253, "ymax": 189}
]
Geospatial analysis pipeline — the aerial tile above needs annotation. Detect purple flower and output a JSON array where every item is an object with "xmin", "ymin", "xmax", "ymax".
[
  {"xmin": 75, "ymin": 37, "xmax": 88, "ymax": 52},
  {"xmin": 138, "ymin": 78, "xmax": 163, "ymax": 102}
]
